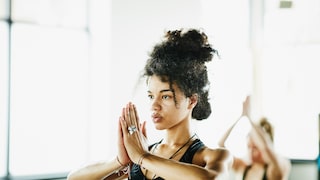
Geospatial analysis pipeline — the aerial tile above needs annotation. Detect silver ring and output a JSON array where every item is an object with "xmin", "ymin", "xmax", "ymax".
[{"xmin": 128, "ymin": 125, "xmax": 137, "ymax": 135}]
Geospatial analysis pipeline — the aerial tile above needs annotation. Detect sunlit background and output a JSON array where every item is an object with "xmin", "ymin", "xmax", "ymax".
[{"xmin": 0, "ymin": 0, "xmax": 319, "ymax": 179}]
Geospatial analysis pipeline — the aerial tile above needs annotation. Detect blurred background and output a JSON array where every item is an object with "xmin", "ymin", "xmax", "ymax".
[{"xmin": 0, "ymin": 0, "xmax": 319, "ymax": 179}]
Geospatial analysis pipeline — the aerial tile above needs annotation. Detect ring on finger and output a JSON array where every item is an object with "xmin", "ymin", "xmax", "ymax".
[{"xmin": 128, "ymin": 125, "xmax": 137, "ymax": 135}]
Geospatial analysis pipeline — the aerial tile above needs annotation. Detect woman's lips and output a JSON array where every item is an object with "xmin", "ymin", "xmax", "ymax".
[{"xmin": 152, "ymin": 113, "xmax": 162, "ymax": 123}]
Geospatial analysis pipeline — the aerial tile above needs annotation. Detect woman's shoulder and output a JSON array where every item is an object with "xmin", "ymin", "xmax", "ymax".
[
  {"xmin": 192, "ymin": 146, "xmax": 234, "ymax": 175},
  {"xmin": 195, "ymin": 146, "xmax": 233, "ymax": 165},
  {"xmin": 198, "ymin": 145, "xmax": 230, "ymax": 154}
]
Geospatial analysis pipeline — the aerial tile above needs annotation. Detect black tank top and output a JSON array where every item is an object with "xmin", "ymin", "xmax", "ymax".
[
  {"xmin": 242, "ymin": 164, "xmax": 268, "ymax": 180},
  {"xmin": 130, "ymin": 138, "xmax": 205, "ymax": 180}
]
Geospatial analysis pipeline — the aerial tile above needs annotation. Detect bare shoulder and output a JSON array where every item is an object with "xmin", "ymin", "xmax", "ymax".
[
  {"xmin": 202, "ymin": 146, "xmax": 231, "ymax": 161},
  {"xmin": 194, "ymin": 146, "xmax": 233, "ymax": 170}
]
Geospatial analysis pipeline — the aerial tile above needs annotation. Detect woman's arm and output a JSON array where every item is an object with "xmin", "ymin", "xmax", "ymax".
[
  {"xmin": 217, "ymin": 116, "xmax": 242, "ymax": 148},
  {"xmin": 67, "ymin": 116, "xmax": 134, "ymax": 180},
  {"xmin": 218, "ymin": 96, "xmax": 251, "ymax": 147},
  {"xmin": 138, "ymin": 147, "xmax": 232, "ymax": 180},
  {"xmin": 67, "ymin": 158, "xmax": 128, "ymax": 180}
]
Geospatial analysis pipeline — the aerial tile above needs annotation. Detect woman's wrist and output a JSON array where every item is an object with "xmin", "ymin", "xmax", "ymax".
[
  {"xmin": 115, "ymin": 156, "xmax": 131, "ymax": 178},
  {"xmin": 138, "ymin": 153, "xmax": 150, "ymax": 168},
  {"xmin": 116, "ymin": 156, "xmax": 126, "ymax": 167}
]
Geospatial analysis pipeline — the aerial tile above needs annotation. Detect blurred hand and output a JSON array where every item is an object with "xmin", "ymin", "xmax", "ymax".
[{"xmin": 241, "ymin": 95, "xmax": 251, "ymax": 118}]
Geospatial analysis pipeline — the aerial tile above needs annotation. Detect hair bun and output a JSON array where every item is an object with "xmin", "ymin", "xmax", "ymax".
[{"xmin": 152, "ymin": 29, "xmax": 217, "ymax": 66}]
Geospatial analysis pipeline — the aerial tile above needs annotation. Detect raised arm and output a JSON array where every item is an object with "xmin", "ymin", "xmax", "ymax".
[
  {"xmin": 217, "ymin": 116, "xmax": 242, "ymax": 148},
  {"xmin": 218, "ymin": 96, "xmax": 251, "ymax": 147}
]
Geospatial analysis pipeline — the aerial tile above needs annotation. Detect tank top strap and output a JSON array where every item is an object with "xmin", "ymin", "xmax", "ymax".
[
  {"xmin": 130, "ymin": 139, "xmax": 204, "ymax": 180},
  {"xmin": 262, "ymin": 164, "xmax": 268, "ymax": 180},
  {"xmin": 179, "ymin": 138, "xmax": 204, "ymax": 163},
  {"xmin": 242, "ymin": 165, "xmax": 251, "ymax": 180}
]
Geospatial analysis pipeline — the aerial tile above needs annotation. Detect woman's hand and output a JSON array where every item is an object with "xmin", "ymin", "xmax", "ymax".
[
  {"xmin": 120, "ymin": 102, "xmax": 148, "ymax": 164},
  {"xmin": 116, "ymin": 116, "xmax": 131, "ymax": 166},
  {"xmin": 241, "ymin": 95, "xmax": 250, "ymax": 118}
]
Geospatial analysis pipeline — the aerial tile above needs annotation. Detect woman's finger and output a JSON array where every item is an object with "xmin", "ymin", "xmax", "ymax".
[
  {"xmin": 119, "ymin": 115, "xmax": 128, "ymax": 136},
  {"xmin": 126, "ymin": 103, "xmax": 140, "ymax": 136},
  {"xmin": 122, "ymin": 107, "xmax": 127, "ymax": 125},
  {"xmin": 132, "ymin": 104, "xmax": 141, "ymax": 131},
  {"xmin": 140, "ymin": 121, "xmax": 147, "ymax": 138},
  {"xmin": 125, "ymin": 104, "xmax": 130, "ymax": 124},
  {"xmin": 118, "ymin": 117, "xmax": 123, "ymax": 139},
  {"xmin": 129, "ymin": 103, "xmax": 139, "ymax": 131}
]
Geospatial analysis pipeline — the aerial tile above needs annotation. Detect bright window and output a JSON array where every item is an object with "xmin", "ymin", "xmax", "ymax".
[
  {"xmin": 261, "ymin": 45, "xmax": 320, "ymax": 160},
  {"xmin": 2, "ymin": 0, "xmax": 90, "ymax": 178},
  {"xmin": 0, "ymin": 0, "xmax": 8, "ymax": 19},
  {"xmin": 9, "ymin": 24, "xmax": 89, "ymax": 176},
  {"xmin": 12, "ymin": 0, "xmax": 87, "ymax": 28},
  {"xmin": 262, "ymin": 0, "xmax": 320, "ymax": 160}
]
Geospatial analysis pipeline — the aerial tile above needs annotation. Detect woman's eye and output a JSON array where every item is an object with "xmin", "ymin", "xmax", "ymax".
[
  {"xmin": 148, "ymin": 94, "xmax": 154, "ymax": 99},
  {"xmin": 162, "ymin": 95, "xmax": 171, "ymax": 100}
]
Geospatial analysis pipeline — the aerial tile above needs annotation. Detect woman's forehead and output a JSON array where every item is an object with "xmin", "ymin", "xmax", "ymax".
[
  {"xmin": 148, "ymin": 75, "xmax": 169, "ymax": 87},
  {"xmin": 147, "ymin": 75, "xmax": 180, "ymax": 93}
]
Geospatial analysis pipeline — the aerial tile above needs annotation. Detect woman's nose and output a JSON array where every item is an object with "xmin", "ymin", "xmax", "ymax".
[{"xmin": 150, "ymin": 97, "xmax": 160, "ymax": 111}]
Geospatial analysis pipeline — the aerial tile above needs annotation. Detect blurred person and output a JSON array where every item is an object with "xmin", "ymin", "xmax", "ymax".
[{"xmin": 218, "ymin": 96, "xmax": 291, "ymax": 180}]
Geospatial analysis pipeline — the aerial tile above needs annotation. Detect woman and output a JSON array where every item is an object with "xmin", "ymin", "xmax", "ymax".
[
  {"xmin": 218, "ymin": 96, "xmax": 291, "ymax": 180},
  {"xmin": 67, "ymin": 29, "xmax": 232, "ymax": 180}
]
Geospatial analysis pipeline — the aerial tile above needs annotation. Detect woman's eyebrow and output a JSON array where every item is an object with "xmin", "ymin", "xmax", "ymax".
[
  {"xmin": 160, "ymin": 89, "xmax": 173, "ymax": 93},
  {"xmin": 147, "ymin": 89, "xmax": 173, "ymax": 93}
]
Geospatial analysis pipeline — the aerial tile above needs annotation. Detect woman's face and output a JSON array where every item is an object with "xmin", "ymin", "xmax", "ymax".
[
  {"xmin": 247, "ymin": 136, "xmax": 263, "ymax": 163},
  {"xmin": 147, "ymin": 75, "xmax": 192, "ymax": 130}
]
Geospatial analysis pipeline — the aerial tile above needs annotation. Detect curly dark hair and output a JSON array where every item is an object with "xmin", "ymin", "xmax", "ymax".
[{"xmin": 143, "ymin": 29, "xmax": 218, "ymax": 120}]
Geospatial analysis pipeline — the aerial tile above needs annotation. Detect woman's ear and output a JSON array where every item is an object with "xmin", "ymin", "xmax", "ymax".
[{"xmin": 188, "ymin": 94, "xmax": 198, "ymax": 109}]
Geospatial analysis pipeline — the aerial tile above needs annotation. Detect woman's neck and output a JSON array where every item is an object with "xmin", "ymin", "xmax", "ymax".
[{"xmin": 164, "ymin": 125, "xmax": 193, "ymax": 146}]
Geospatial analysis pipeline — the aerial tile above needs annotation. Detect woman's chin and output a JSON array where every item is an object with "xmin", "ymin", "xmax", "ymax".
[{"xmin": 154, "ymin": 124, "xmax": 165, "ymax": 130}]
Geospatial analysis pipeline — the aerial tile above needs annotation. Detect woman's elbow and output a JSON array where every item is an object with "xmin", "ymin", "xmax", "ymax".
[
  {"xmin": 66, "ymin": 171, "xmax": 76, "ymax": 180},
  {"xmin": 66, "ymin": 170, "xmax": 85, "ymax": 180}
]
